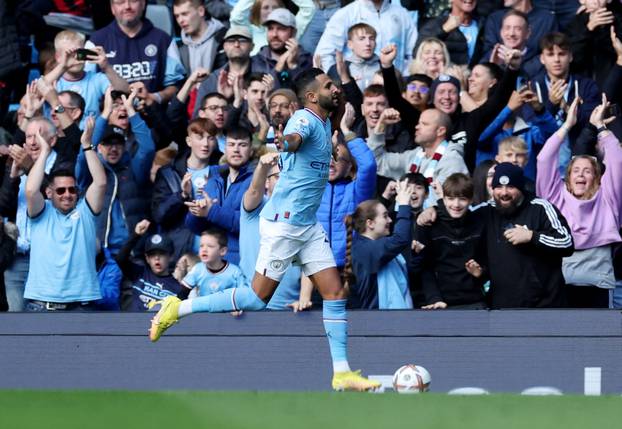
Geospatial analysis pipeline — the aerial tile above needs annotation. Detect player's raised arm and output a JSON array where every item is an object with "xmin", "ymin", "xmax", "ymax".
[{"xmin": 274, "ymin": 124, "xmax": 303, "ymax": 153}]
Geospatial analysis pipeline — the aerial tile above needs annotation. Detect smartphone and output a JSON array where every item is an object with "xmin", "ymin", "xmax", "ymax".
[
  {"xmin": 110, "ymin": 90, "xmax": 127, "ymax": 100},
  {"xmin": 76, "ymin": 48, "xmax": 97, "ymax": 61},
  {"xmin": 606, "ymin": 104, "xmax": 620, "ymax": 118}
]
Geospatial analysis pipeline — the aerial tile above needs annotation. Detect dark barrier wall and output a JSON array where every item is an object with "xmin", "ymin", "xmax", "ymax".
[{"xmin": 1, "ymin": 310, "xmax": 621, "ymax": 393}]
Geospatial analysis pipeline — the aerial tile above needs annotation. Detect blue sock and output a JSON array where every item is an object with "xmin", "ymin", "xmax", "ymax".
[
  {"xmin": 323, "ymin": 299, "xmax": 351, "ymax": 373},
  {"xmin": 190, "ymin": 287, "xmax": 267, "ymax": 313}
]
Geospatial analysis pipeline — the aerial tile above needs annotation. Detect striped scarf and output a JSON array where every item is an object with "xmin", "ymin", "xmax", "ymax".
[{"xmin": 409, "ymin": 141, "xmax": 449, "ymax": 183}]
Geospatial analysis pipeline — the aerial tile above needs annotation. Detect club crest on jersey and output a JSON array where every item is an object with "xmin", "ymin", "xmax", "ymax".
[
  {"xmin": 296, "ymin": 117, "xmax": 309, "ymax": 126},
  {"xmin": 194, "ymin": 177, "xmax": 206, "ymax": 190},
  {"xmin": 270, "ymin": 260, "xmax": 285, "ymax": 272},
  {"xmin": 145, "ymin": 44, "xmax": 158, "ymax": 57},
  {"xmin": 70, "ymin": 211, "xmax": 80, "ymax": 220}
]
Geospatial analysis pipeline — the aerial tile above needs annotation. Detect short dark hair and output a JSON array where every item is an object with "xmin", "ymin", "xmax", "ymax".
[
  {"xmin": 244, "ymin": 72, "xmax": 265, "ymax": 89},
  {"xmin": 406, "ymin": 74, "xmax": 433, "ymax": 87},
  {"xmin": 201, "ymin": 227, "xmax": 228, "ymax": 248},
  {"xmin": 294, "ymin": 68, "xmax": 325, "ymax": 103},
  {"xmin": 59, "ymin": 90, "xmax": 85, "ymax": 120},
  {"xmin": 540, "ymin": 32, "xmax": 571, "ymax": 53},
  {"xmin": 45, "ymin": 169, "xmax": 77, "ymax": 189},
  {"xmin": 225, "ymin": 125, "xmax": 252, "ymax": 141},
  {"xmin": 479, "ymin": 62, "xmax": 503, "ymax": 82},
  {"xmin": 400, "ymin": 172, "xmax": 429, "ymax": 193},
  {"xmin": 201, "ymin": 92, "xmax": 228, "ymax": 109},
  {"xmin": 442, "ymin": 173, "xmax": 474, "ymax": 199}
]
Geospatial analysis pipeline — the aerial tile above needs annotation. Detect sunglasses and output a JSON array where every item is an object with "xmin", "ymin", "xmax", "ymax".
[
  {"xmin": 407, "ymin": 84, "xmax": 430, "ymax": 94},
  {"xmin": 53, "ymin": 186, "xmax": 78, "ymax": 196}
]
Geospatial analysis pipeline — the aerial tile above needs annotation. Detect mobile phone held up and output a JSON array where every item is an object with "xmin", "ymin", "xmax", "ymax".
[{"xmin": 76, "ymin": 48, "xmax": 97, "ymax": 61}]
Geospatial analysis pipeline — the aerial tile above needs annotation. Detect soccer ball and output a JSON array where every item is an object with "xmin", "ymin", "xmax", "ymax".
[{"xmin": 392, "ymin": 364, "xmax": 431, "ymax": 393}]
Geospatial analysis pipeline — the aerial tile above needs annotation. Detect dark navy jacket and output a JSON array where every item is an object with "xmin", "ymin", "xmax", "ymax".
[
  {"xmin": 349, "ymin": 205, "xmax": 412, "ymax": 309},
  {"xmin": 87, "ymin": 18, "xmax": 185, "ymax": 92}
]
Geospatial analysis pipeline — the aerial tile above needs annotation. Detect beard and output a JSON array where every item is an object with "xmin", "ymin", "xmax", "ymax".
[
  {"xmin": 494, "ymin": 195, "xmax": 523, "ymax": 217},
  {"xmin": 318, "ymin": 94, "xmax": 338, "ymax": 112}
]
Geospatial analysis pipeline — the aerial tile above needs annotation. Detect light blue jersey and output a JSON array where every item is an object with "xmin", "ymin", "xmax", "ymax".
[
  {"xmin": 56, "ymin": 71, "xmax": 110, "ymax": 129},
  {"xmin": 240, "ymin": 198, "xmax": 301, "ymax": 310},
  {"xmin": 24, "ymin": 199, "xmax": 101, "ymax": 303},
  {"xmin": 183, "ymin": 261, "xmax": 248, "ymax": 297},
  {"xmin": 458, "ymin": 20, "xmax": 479, "ymax": 62},
  {"xmin": 187, "ymin": 165, "xmax": 211, "ymax": 199},
  {"xmin": 261, "ymin": 108, "xmax": 332, "ymax": 226}
]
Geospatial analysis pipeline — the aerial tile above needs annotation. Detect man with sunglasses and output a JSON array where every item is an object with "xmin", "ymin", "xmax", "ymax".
[
  {"xmin": 403, "ymin": 74, "xmax": 432, "ymax": 112},
  {"xmin": 23, "ymin": 118, "xmax": 107, "ymax": 312}
]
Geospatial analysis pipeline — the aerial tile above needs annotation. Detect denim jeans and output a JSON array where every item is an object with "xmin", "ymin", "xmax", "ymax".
[
  {"xmin": 4, "ymin": 253, "xmax": 29, "ymax": 312},
  {"xmin": 299, "ymin": 6, "xmax": 340, "ymax": 57}
]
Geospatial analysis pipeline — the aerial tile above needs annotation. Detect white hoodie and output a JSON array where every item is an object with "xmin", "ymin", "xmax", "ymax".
[{"xmin": 315, "ymin": 0, "xmax": 418, "ymax": 75}]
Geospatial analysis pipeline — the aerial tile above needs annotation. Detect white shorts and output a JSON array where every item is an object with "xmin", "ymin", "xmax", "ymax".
[{"xmin": 255, "ymin": 218, "xmax": 336, "ymax": 281}]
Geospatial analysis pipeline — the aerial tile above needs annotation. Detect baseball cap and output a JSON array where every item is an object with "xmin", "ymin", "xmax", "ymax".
[
  {"xmin": 100, "ymin": 125, "xmax": 125, "ymax": 146},
  {"xmin": 492, "ymin": 162, "xmax": 525, "ymax": 193},
  {"xmin": 263, "ymin": 8, "xmax": 296, "ymax": 28},
  {"xmin": 430, "ymin": 74, "xmax": 461, "ymax": 99},
  {"xmin": 144, "ymin": 233, "xmax": 174, "ymax": 255},
  {"xmin": 224, "ymin": 26, "xmax": 252, "ymax": 41}
]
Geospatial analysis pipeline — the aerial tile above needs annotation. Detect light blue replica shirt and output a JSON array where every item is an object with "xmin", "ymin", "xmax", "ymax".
[
  {"xmin": 56, "ymin": 71, "xmax": 110, "ymax": 129},
  {"xmin": 458, "ymin": 20, "xmax": 479, "ymax": 62},
  {"xmin": 240, "ymin": 199, "xmax": 301, "ymax": 310},
  {"xmin": 183, "ymin": 261, "xmax": 248, "ymax": 296},
  {"xmin": 24, "ymin": 199, "xmax": 101, "ymax": 303},
  {"xmin": 261, "ymin": 108, "xmax": 332, "ymax": 226},
  {"xmin": 187, "ymin": 165, "xmax": 211, "ymax": 199}
]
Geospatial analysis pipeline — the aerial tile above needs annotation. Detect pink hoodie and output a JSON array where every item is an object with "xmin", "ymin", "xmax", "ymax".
[{"xmin": 536, "ymin": 131, "xmax": 622, "ymax": 250}]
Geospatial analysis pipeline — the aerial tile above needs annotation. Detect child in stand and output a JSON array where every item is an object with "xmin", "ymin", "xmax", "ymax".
[
  {"xmin": 178, "ymin": 228, "xmax": 248, "ymax": 300},
  {"xmin": 416, "ymin": 173, "xmax": 487, "ymax": 309},
  {"xmin": 115, "ymin": 220, "xmax": 183, "ymax": 311},
  {"xmin": 343, "ymin": 180, "xmax": 414, "ymax": 309}
]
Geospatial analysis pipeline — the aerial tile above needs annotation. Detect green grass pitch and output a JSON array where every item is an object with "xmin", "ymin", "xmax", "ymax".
[{"xmin": 1, "ymin": 391, "xmax": 620, "ymax": 429}]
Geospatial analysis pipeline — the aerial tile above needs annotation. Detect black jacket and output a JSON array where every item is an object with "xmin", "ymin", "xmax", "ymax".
[
  {"xmin": 417, "ymin": 200, "xmax": 486, "ymax": 306},
  {"xmin": 418, "ymin": 11, "xmax": 486, "ymax": 67},
  {"xmin": 477, "ymin": 195, "xmax": 574, "ymax": 308}
]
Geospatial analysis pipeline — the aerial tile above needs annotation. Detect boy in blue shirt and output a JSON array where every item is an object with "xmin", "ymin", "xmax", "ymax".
[
  {"xmin": 150, "ymin": 69, "xmax": 379, "ymax": 392},
  {"xmin": 180, "ymin": 228, "xmax": 247, "ymax": 298}
]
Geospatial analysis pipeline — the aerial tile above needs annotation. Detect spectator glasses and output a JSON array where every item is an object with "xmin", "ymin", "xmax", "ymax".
[
  {"xmin": 224, "ymin": 37, "xmax": 252, "ymax": 45},
  {"xmin": 112, "ymin": 0, "xmax": 141, "ymax": 5},
  {"xmin": 52, "ymin": 186, "xmax": 78, "ymax": 196},
  {"xmin": 269, "ymin": 102, "xmax": 291, "ymax": 110},
  {"xmin": 202, "ymin": 104, "xmax": 227, "ymax": 112},
  {"xmin": 406, "ymin": 84, "xmax": 429, "ymax": 94}
]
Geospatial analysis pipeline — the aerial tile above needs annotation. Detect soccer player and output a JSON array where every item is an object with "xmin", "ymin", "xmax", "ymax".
[{"xmin": 149, "ymin": 68, "xmax": 380, "ymax": 391}]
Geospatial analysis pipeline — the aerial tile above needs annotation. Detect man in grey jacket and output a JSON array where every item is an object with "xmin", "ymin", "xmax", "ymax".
[
  {"xmin": 367, "ymin": 107, "xmax": 468, "ymax": 207},
  {"xmin": 173, "ymin": 0, "xmax": 227, "ymax": 74}
]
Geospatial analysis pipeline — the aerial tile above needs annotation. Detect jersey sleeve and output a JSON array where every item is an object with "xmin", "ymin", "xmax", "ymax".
[
  {"xmin": 182, "ymin": 264, "xmax": 200, "ymax": 289},
  {"xmin": 163, "ymin": 40, "xmax": 186, "ymax": 87},
  {"xmin": 283, "ymin": 112, "xmax": 312, "ymax": 141}
]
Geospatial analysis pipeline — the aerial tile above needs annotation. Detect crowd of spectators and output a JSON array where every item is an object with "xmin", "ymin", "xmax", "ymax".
[{"xmin": 0, "ymin": 0, "xmax": 621, "ymax": 312}]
